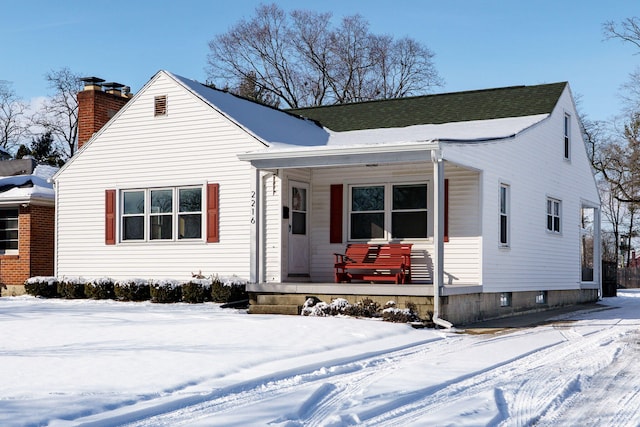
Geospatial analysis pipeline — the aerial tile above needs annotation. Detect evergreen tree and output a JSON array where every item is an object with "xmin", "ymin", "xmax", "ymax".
[{"xmin": 15, "ymin": 131, "xmax": 65, "ymax": 167}]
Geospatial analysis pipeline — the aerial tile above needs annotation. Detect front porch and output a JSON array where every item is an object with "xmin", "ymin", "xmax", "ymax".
[{"xmin": 241, "ymin": 142, "xmax": 482, "ymax": 327}]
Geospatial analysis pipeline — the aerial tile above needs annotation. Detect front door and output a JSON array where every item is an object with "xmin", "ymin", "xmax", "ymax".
[{"xmin": 288, "ymin": 181, "xmax": 310, "ymax": 277}]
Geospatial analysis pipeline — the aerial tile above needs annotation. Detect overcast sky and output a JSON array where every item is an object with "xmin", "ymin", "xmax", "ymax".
[{"xmin": 1, "ymin": 0, "xmax": 636, "ymax": 121}]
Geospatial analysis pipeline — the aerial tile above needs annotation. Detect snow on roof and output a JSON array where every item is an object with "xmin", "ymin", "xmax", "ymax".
[
  {"xmin": 255, "ymin": 113, "xmax": 550, "ymax": 156},
  {"xmin": 325, "ymin": 113, "xmax": 549, "ymax": 147},
  {"xmin": 167, "ymin": 72, "xmax": 330, "ymax": 147},
  {"xmin": 0, "ymin": 164, "xmax": 57, "ymax": 203},
  {"xmin": 170, "ymin": 70, "xmax": 549, "ymax": 155}
]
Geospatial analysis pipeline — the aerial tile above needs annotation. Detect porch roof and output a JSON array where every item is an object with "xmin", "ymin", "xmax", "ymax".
[{"xmin": 237, "ymin": 114, "xmax": 548, "ymax": 169}]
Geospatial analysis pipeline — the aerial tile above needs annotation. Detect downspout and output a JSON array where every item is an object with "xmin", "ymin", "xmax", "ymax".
[
  {"xmin": 52, "ymin": 178, "xmax": 59, "ymax": 279},
  {"xmin": 431, "ymin": 148, "xmax": 453, "ymax": 329}
]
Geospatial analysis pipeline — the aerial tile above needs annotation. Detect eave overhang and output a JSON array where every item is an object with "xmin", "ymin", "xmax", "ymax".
[{"xmin": 237, "ymin": 140, "xmax": 441, "ymax": 169}]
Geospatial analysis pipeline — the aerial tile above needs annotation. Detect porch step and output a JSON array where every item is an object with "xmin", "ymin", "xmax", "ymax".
[
  {"xmin": 248, "ymin": 304, "xmax": 301, "ymax": 315},
  {"xmin": 257, "ymin": 294, "xmax": 308, "ymax": 306}
]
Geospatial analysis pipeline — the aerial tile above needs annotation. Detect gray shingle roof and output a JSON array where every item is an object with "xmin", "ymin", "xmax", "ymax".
[{"xmin": 288, "ymin": 82, "xmax": 567, "ymax": 132}]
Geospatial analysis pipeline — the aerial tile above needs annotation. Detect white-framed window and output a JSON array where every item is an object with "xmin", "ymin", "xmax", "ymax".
[
  {"xmin": 499, "ymin": 184, "xmax": 509, "ymax": 246},
  {"xmin": 546, "ymin": 198, "xmax": 561, "ymax": 233},
  {"xmin": 0, "ymin": 208, "xmax": 19, "ymax": 253},
  {"xmin": 121, "ymin": 186, "xmax": 203, "ymax": 242},
  {"xmin": 580, "ymin": 206, "xmax": 596, "ymax": 282},
  {"xmin": 349, "ymin": 182, "xmax": 427, "ymax": 241},
  {"xmin": 564, "ymin": 113, "xmax": 571, "ymax": 160}
]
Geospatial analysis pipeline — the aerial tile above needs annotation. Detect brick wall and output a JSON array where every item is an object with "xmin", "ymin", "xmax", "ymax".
[
  {"xmin": 30, "ymin": 205, "xmax": 55, "ymax": 277},
  {"xmin": 0, "ymin": 204, "xmax": 55, "ymax": 287},
  {"xmin": 78, "ymin": 89, "xmax": 130, "ymax": 149}
]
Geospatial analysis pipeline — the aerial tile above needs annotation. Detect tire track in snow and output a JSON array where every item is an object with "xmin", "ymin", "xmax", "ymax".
[
  {"xmin": 70, "ymin": 337, "xmax": 448, "ymax": 427},
  {"xmin": 73, "ymin": 318, "xmax": 638, "ymax": 426},
  {"xmin": 127, "ymin": 336, "xmax": 459, "ymax": 427},
  {"xmin": 534, "ymin": 330, "xmax": 640, "ymax": 426},
  {"xmin": 359, "ymin": 323, "xmax": 630, "ymax": 426}
]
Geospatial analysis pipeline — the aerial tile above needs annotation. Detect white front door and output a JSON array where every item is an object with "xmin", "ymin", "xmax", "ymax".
[{"xmin": 288, "ymin": 181, "xmax": 310, "ymax": 277}]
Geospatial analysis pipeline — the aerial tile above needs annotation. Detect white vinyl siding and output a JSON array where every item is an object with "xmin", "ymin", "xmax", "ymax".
[
  {"xmin": 55, "ymin": 72, "xmax": 261, "ymax": 281},
  {"xmin": 442, "ymin": 86, "xmax": 600, "ymax": 293}
]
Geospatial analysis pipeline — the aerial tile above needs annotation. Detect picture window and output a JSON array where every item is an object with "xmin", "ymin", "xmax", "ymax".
[
  {"xmin": 121, "ymin": 186, "xmax": 202, "ymax": 242},
  {"xmin": 349, "ymin": 182, "xmax": 427, "ymax": 241}
]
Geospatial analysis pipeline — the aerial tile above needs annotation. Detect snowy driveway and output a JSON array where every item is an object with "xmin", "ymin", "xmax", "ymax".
[{"xmin": 1, "ymin": 291, "xmax": 639, "ymax": 426}]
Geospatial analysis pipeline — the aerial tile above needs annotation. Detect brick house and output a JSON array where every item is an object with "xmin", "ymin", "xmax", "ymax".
[{"xmin": 0, "ymin": 159, "xmax": 57, "ymax": 295}]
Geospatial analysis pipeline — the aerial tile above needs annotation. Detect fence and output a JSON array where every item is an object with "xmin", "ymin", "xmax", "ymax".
[{"xmin": 616, "ymin": 265, "xmax": 640, "ymax": 290}]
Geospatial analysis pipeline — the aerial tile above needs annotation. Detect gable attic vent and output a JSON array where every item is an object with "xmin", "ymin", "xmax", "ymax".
[{"xmin": 154, "ymin": 95, "xmax": 167, "ymax": 116}]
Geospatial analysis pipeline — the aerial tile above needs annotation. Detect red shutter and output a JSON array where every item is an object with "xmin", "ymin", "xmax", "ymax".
[
  {"xmin": 207, "ymin": 183, "xmax": 219, "ymax": 243},
  {"xmin": 330, "ymin": 184, "xmax": 343, "ymax": 243},
  {"xmin": 105, "ymin": 189, "xmax": 116, "ymax": 245},
  {"xmin": 444, "ymin": 179, "xmax": 449, "ymax": 243}
]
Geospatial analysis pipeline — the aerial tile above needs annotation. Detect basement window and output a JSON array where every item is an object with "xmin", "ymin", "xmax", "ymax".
[
  {"xmin": 154, "ymin": 95, "xmax": 167, "ymax": 116},
  {"xmin": 500, "ymin": 292, "xmax": 512, "ymax": 307},
  {"xmin": 536, "ymin": 291, "xmax": 547, "ymax": 304}
]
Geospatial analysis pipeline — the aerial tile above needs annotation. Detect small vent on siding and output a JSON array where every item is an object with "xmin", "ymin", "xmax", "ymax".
[{"xmin": 154, "ymin": 95, "xmax": 167, "ymax": 116}]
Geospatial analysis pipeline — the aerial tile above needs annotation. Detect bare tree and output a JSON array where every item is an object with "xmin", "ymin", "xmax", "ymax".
[
  {"xmin": 207, "ymin": 3, "xmax": 442, "ymax": 108},
  {"xmin": 598, "ymin": 114, "xmax": 640, "ymax": 204},
  {"xmin": 603, "ymin": 17, "xmax": 640, "ymax": 50},
  {"xmin": 32, "ymin": 68, "xmax": 83, "ymax": 159},
  {"xmin": 0, "ymin": 81, "xmax": 28, "ymax": 154}
]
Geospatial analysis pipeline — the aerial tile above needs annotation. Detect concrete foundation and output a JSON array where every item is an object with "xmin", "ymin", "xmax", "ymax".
[
  {"xmin": 250, "ymin": 288, "xmax": 600, "ymax": 326},
  {"xmin": 1, "ymin": 284, "xmax": 26, "ymax": 297},
  {"xmin": 440, "ymin": 289, "xmax": 600, "ymax": 325}
]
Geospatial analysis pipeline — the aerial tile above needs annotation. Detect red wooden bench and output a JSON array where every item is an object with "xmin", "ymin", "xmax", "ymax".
[{"xmin": 334, "ymin": 243, "xmax": 413, "ymax": 284}]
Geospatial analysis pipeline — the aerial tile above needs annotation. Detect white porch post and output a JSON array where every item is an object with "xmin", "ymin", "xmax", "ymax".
[
  {"xmin": 431, "ymin": 149, "xmax": 452, "ymax": 328},
  {"xmin": 250, "ymin": 167, "xmax": 260, "ymax": 284}
]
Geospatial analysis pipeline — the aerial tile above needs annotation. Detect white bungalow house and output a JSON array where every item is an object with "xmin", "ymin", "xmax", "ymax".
[{"xmin": 53, "ymin": 70, "xmax": 600, "ymax": 325}]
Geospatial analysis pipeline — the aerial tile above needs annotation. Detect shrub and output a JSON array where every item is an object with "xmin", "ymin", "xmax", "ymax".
[
  {"xmin": 344, "ymin": 298, "xmax": 381, "ymax": 318},
  {"xmin": 24, "ymin": 276, "xmax": 59, "ymax": 298},
  {"xmin": 150, "ymin": 279, "xmax": 182, "ymax": 303},
  {"xmin": 302, "ymin": 297, "xmax": 353, "ymax": 317},
  {"xmin": 382, "ymin": 301, "xmax": 420, "ymax": 323},
  {"xmin": 211, "ymin": 275, "xmax": 248, "ymax": 303},
  {"xmin": 114, "ymin": 278, "xmax": 150, "ymax": 301},
  {"xmin": 181, "ymin": 278, "xmax": 212, "ymax": 303},
  {"xmin": 57, "ymin": 277, "xmax": 88, "ymax": 299},
  {"xmin": 84, "ymin": 277, "xmax": 115, "ymax": 300}
]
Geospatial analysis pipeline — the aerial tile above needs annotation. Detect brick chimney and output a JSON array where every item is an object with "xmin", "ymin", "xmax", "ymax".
[{"xmin": 77, "ymin": 77, "xmax": 132, "ymax": 150}]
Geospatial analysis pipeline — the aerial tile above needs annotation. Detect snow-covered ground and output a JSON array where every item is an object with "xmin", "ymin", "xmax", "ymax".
[{"xmin": 2, "ymin": 291, "xmax": 640, "ymax": 427}]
